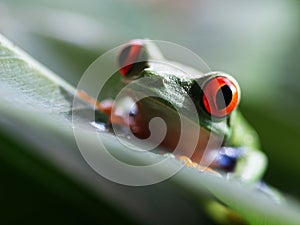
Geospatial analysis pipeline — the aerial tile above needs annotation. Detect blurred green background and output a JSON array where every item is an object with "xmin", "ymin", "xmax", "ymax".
[{"xmin": 0, "ymin": 0, "xmax": 300, "ymax": 224}]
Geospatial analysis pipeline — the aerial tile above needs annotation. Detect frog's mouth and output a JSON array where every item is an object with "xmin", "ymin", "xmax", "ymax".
[{"xmin": 127, "ymin": 97, "xmax": 225, "ymax": 165}]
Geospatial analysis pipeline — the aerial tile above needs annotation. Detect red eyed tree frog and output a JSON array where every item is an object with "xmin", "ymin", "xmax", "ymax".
[{"xmin": 77, "ymin": 39, "xmax": 273, "ymax": 224}]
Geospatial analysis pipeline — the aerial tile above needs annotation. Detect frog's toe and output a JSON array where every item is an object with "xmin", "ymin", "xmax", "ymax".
[
  {"xmin": 197, "ymin": 164, "xmax": 222, "ymax": 177},
  {"xmin": 205, "ymin": 201, "xmax": 247, "ymax": 225},
  {"xmin": 176, "ymin": 155, "xmax": 221, "ymax": 177},
  {"xmin": 76, "ymin": 90, "xmax": 112, "ymax": 114},
  {"xmin": 177, "ymin": 155, "xmax": 197, "ymax": 167}
]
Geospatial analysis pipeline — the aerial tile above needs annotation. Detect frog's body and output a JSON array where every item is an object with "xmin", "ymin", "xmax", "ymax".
[
  {"xmin": 77, "ymin": 39, "xmax": 271, "ymax": 224},
  {"xmin": 114, "ymin": 40, "xmax": 266, "ymax": 183}
]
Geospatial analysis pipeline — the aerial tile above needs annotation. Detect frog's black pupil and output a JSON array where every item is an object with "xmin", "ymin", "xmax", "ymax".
[{"xmin": 216, "ymin": 85, "xmax": 232, "ymax": 110}]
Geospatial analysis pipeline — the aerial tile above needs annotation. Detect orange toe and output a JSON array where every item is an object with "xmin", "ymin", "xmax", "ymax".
[{"xmin": 177, "ymin": 155, "xmax": 221, "ymax": 176}]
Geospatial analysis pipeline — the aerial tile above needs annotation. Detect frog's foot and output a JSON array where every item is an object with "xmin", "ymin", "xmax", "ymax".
[
  {"xmin": 205, "ymin": 201, "xmax": 247, "ymax": 225},
  {"xmin": 76, "ymin": 90, "xmax": 112, "ymax": 114},
  {"xmin": 255, "ymin": 182, "xmax": 283, "ymax": 204},
  {"xmin": 76, "ymin": 90, "xmax": 129, "ymax": 126},
  {"xmin": 177, "ymin": 155, "xmax": 221, "ymax": 177}
]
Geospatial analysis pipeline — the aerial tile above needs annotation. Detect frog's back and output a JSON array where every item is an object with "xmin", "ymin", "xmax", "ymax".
[{"xmin": 147, "ymin": 61, "xmax": 206, "ymax": 81}]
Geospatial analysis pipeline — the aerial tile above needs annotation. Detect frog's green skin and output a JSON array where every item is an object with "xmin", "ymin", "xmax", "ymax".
[
  {"xmin": 111, "ymin": 39, "xmax": 278, "ymax": 224},
  {"xmin": 118, "ymin": 40, "xmax": 267, "ymax": 185}
]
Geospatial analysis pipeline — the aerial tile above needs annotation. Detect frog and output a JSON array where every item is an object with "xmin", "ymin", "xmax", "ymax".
[{"xmin": 77, "ymin": 39, "xmax": 272, "ymax": 224}]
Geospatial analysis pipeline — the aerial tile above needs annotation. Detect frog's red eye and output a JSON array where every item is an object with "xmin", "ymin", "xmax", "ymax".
[
  {"xmin": 202, "ymin": 76, "xmax": 240, "ymax": 117},
  {"xmin": 118, "ymin": 40, "xmax": 148, "ymax": 77}
]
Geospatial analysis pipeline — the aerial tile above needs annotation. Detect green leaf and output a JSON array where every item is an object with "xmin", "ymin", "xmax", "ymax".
[{"xmin": 0, "ymin": 33, "xmax": 300, "ymax": 225}]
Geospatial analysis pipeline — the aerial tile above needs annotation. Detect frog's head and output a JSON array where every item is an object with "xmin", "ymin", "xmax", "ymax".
[{"xmin": 116, "ymin": 40, "xmax": 240, "ymax": 158}]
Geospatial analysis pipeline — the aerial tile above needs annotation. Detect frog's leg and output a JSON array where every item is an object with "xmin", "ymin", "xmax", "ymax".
[
  {"xmin": 255, "ymin": 181, "xmax": 283, "ymax": 203},
  {"xmin": 76, "ymin": 90, "xmax": 112, "ymax": 114},
  {"xmin": 205, "ymin": 147, "xmax": 268, "ymax": 225},
  {"xmin": 233, "ymin": 148, "xmax": 267, "ymax": 183},
  {"xmin": 76, "ymin": 90, "xmax": 128, "ymax": 126},
  {"xmin": 177, "ymin": 152, "xmax": 247, "ymax": 224},
  {"xmin": 212, "ymin": 146, "xmax": 267, "ymax": 183},
  {"xmin": 230, "ymin": 148, "xmax": 281, "ymax": 202},
  {"xmin": 205, "ymin": 201, "xmax": 247, "ymax": 225}
]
